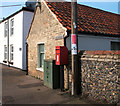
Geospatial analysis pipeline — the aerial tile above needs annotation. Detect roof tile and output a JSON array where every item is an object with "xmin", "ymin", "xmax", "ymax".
[{"xmin": 46, "ymin": 2, "xmax": 120, "ymax": 36}]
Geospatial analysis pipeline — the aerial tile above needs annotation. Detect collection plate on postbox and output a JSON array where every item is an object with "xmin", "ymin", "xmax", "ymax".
[{"xmin": 56, "ymin": 46, "xmax": 68, "ymax": 65}]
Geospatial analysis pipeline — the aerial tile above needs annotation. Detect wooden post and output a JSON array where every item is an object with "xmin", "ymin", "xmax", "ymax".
[{"xmin": 71, "ymin": 0, "xmax": 79, "ymax": 95}]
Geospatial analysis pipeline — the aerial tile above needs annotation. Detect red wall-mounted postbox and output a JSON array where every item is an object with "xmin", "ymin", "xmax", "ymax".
[{"xmin": 56, "ymin": 46, "xmax": 68, "ymax": 65}]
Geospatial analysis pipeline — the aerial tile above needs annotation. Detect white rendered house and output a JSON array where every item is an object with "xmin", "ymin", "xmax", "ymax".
[{"xmin": 0, "ymin": 7, "xmax": 34, "ymax": 70}]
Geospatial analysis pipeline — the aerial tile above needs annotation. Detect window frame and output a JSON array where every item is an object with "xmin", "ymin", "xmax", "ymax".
[
  {"xmin": 111, "ymin": 41, "xmax": 120, "ymax": 50},
  {"xmin": 10, "ymin": 44, "xmax": 14, "ymax": 61},
  {"xmin": 10, "ymin": 18, "xmax": 14, "ymax": 36},
  {"xmin": 37, "ymin": 43, "xmax": 45, "ymax": 70},
  {"xmin": 4, "ymin": 21, "xmax": 8, "ymax": 37},
  {"xmin": 4, "ymin": 45, "xmax": 7, "ymax": 60}
]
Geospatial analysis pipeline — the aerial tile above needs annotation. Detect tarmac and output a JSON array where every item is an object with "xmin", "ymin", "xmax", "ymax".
[{"xmin": 1, "ymin": 64, "xmax": 116, "ymax": 105}]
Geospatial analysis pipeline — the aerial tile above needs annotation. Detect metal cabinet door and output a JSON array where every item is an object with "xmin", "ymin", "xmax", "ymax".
[
  {"xmin": 47, "ymin": 61, "xmax": 53, "ymax": 88},
  {"xmin": 44, "ymin": 60, "xmax": 53, "ymax": 88},
  {"xmin": 44, "ymin": 60, "xmax": 60, "ymax": 89},
  {"xmin": 44, "ymin": 61, "xmax": 48, "ymax": 86}
]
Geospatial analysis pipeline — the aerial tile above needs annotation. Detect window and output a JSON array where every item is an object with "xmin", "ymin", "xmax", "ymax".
[
  {"xmin": 4, "ymin": 45, "xmax": 7, "ymax": 60},
  {"xmin": 111, "ymin": 42, "xmax": 120, "ymax": 50},
  {"xmin": 10, "ymin": 19, "xmax": 14, "ymax": 35},
  {"xmin": 10, "ymin": 45, "xmax": 14, "ymax": 61},
  {"xmin": 4, "ymin": 22, "xmax": 8, "ymax": 37},
  {"xmin": 37, "ymin": 44, "xmax": 45, "ymax": 68}
]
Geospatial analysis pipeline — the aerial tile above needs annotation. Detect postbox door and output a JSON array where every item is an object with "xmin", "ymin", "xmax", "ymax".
[
  {"xmin": 56, "ymin": 53, "xmax": 61, "ymax": 65},
  {"xmin": 56, "ymin": 46, "xmax": 61, "ymax": 65}
]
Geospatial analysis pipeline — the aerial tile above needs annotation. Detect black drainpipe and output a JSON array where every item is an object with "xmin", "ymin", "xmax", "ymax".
[{"xmin": 26, "ymin": 42, "xmax": 28, "ymax": 75}]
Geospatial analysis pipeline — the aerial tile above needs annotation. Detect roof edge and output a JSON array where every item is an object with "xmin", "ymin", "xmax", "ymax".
[
  {"xmin": 0, "ymin": 7, "xmax": 34, "ymax": 24},
  {"xmin": 66, "ymin": 29, "xmax": 120, "ymax": 38},
  {"xmin": 43, "ymin": 0, "xmax": 67, "ymax": 31}
]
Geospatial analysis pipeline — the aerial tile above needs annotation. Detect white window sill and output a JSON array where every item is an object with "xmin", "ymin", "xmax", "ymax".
[{"xmin": 36, "ymin": 68, "xmax": 44, "ymax": 72}]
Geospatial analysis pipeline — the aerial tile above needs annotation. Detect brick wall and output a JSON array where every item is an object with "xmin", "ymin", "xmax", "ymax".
[
  {"xmin": 27, "ymin": 2, "xmax": 66, "ymax": 80},
  {"xmin": 65, "ymin": 51, "xmax": 120, "ymax": 104}
]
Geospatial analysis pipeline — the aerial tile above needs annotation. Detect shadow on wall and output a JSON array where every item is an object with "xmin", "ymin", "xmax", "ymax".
[{"xmin": 79, "ymin": 50, "xmax": 85, "ymax": 95}]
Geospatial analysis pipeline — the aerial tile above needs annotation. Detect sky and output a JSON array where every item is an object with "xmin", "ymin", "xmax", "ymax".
[{"xmin": 0, "ymin": 0, "xmax": 120, "ymax": 20}]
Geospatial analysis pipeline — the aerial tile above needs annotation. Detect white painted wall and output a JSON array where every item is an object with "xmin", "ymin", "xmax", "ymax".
[
  {"xmin": 0, "ymin": 22, "xmax": 4, "ymax": 63},
  {"xmin": 22, "ymin": 11, "xmax": 34, "ymax": 70},
  {"xmin": 9, "ymin": 11, "xmax": 23, "ymax": 69},
  {"xmin": 66, "ymin": 34, "xmax": 120, "ymax": 50},
  {"xmin": 0, "ymin": 10, "xmax": 34, "ymax": 70}
]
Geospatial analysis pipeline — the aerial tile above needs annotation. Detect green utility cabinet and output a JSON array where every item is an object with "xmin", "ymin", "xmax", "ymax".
[{"xmin": 44, "ymin": 60, "xmax": 60, "ymax": 89}]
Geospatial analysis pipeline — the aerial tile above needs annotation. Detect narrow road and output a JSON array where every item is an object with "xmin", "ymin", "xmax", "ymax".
[
  {"xmin": 2, "ymin": 65, "xmax": 71, "ymax": 104},
  {"xmin": 2, "ymin": 64, "xmax": 98, "ymax": 105}
]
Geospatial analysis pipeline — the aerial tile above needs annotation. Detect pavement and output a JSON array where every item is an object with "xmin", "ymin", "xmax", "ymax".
[{"xmin": 1, "ymin": 64, "xmax": 112, "ymax": 105}]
